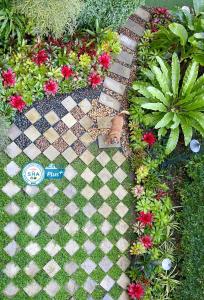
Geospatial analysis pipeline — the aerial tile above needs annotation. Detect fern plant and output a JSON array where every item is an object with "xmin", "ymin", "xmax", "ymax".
[
  {"xmin": 131, "ymin": 53, "xmax": 204, "ymax": 154},
  {"xmin": 15, "ymin": 0, "xmax": 83, "ymax": 37}
]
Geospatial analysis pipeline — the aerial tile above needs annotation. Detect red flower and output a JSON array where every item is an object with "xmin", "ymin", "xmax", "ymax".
[
  {"xmin": 140, "ymin": 235, "xmax": 153, "ymax": 249},
  {"xmin": 61, "ymin": 65, "xmax": 73, "ymax": 79},
  {"xmin": 88, "ymin": 72, "xmax": 102, "ymax": 88},
  {"xmin": 128, "ymin": 283, "xmax": 144, "ymax": 300},
  {"xmin": 154, "ymin": 7, "xmax": 169, "ymax": 15},
  {"xmin": 2, "ymin": 69, "xmax": 16, "ymax": 87},
  {"xmin": 137, "ymin": 211, "xmax": 154, "ymax": 227},
  {"xmin": 155, "ymin": 189, "xmax": 167, "ymax": 200},
  {"xmin": 143, "ymin": 132, "xmax": 156, "ymax": 145},
  {"xmin": 32, "ymin": 49, "xmax": 49, "ymax": 65},
  {"xmin": 44, "ymin": 79, "xmax": 58, "ymax": 96},
  {"xmin": 98, "ymin": 52, "xmax": 111, "ymax": 69},
  {"xmin": 9, "ymin": 95, "xmax": 26, "ymax": 112}
]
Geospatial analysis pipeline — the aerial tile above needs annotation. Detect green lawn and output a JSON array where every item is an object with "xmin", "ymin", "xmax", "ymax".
[{"xmin": 145, "ymin": 0, "xmax": 193, "ymax": 8}]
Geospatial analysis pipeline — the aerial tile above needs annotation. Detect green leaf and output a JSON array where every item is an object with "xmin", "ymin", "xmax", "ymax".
[
  {"xmin": 183, "ymin": 96, "xmax": 204, "ymax": 110},
  {"xmin": 147, "ymin": 86, "xmax": 169, "ymax": 105},
  {"xmin": 181, "ymin": 61, "xmax": 199, "ymax": 96},
  {"xmin": 165, "ymin": 127, "xmax": 180, "ymax": 155},
  {"xmin": 180, "ymin": 116, "xmax": 193, "ymax": 145},
  {"xmin": 141, "ymin": 103, "xmax": 167, "ymax": 112},
  {"xmin": 194, "ymin": 32, "xmax": 204, "ymax": 39},
  {"xmin": 158, "ymin": 127, "xmax": 167, "ymax": 139},
  {"xmin": 155, "ymin": 112, "xmax": 173, "ymax": 129},
  {"xmin": 152, "ymin": 65, "xmax": 170, "ymax": 95},
  {"xmin": 132, "ymin": 82, "xmax": 152, "ymax": 98},
  {"xmin": 156, "ymin": 56, "xmax": 170, "ymax": 83},
  {"xmin": 171, "ymin": 52, "xmax": 180, "ymax": 96},
  {"xmin": 187, "ymin": 111, "xmax": 204, "ymax": 129},
  {"xmin": 171, "ymin": 114, "xmax": 180, "ymax": 129},
  {"xmin": 193, "ymin": 0, "xmax": 204, "ymax": 16},
  {"xmin": 169, "ymin": 23, "xmax": 188, "ymax": 46},
  {"xmin": 192, "ymin": 74, "xmax": 204, "ymax": 91}
]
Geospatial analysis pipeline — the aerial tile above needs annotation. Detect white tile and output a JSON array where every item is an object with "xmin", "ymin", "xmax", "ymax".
[
  {"xmin": 25, "ymin": 242, "xmax": 41, "ymax": 257},
  {"xmin": 24, "ymin": 280, "xmax": 41, "ymax": 297},
  {"xmin": 44, "ymin": 202, "xmax": 60, "ymax": 216},
  {"xmin": 100, "ymin": 275, "xmax": 115, "ymax": 291},
  {"xmin": 2, "ymin": 181, "xmax": 20, "ymax": 198},
  {"xmin": 43, "ymin": 259, "xmax": 61, "ymax": 277},
  {"xmin": 25, "ymin": 220, "xmax": 41, "ymax": 237},
  {"xmin": 5, "ymin": 201, "xmax": 20, "ymax": 216},
  {"xmin": 44, "ymin": 183, "xmax": 59, "ymax": 197},
  {"xmin": 3, "ymin": 262, "xmax": 20, "ymax": 278},
  {"xmin": 4, "ymin": 161, "xmax": 20, "ymax": 177},
  {"xmin": 3, "ymin": 283, "xmax": 19, "ymax": 297},
  {"xmin": 4, "ymin": 222, "xmax": 19, "ymax": 238},
  {"xmin": 25, "ymin": 201, "xmax": 40, "ymax": 217},
  {"xmin": 64, "ymin": 240, "xmax": 79, "ymax": 256},
  {"xmin": 24, "ymin": 261, "xmax": 40, "ymax": 277},
  {"xmin": 44, "ymin": 280, "xmax": 60, "ymax": 297},
  {"xmin": 4, "ymin": 240, "xmax": 20, "ymax": 257},
  {"xmin": 44, "ymin": 240, "xmax": 61, "ymax": 257},
  {"xmin": 65, "ymin": 220, "xmax": 79, "ymax": 236}
]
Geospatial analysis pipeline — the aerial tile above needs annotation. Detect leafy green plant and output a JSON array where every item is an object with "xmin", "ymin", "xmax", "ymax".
[
  {"xmin": 132, "ymin": 53, "xmax": 204, "ymax": 154},
  {"xmin": 0, "ymin": 115, "xmax": 10, "ymax": 151},
  {"xmin": 15, "ymin": 0, "xmax": 83, "ymax": 37}
]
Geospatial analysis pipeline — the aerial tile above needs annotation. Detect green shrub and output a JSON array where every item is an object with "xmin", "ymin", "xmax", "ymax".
[
  {"xmin": 175, "ymin": 155, "xmax": 204, "ymax": 300},
  {"xmin": 15, "ymin": 0, "xmax": 83, "ymax": 37},
  {"xmin": 0, "ymin": 116, "xmax": 10, "ymax": 151},
  {"xmin": 78, "ymin": 0, "xmax": 144, "ymax": 30}
]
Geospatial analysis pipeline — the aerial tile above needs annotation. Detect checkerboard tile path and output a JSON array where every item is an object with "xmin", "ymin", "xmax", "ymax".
[{"xmin": 1, "ymin": 142, "xmax": 132, "ymax": 299}]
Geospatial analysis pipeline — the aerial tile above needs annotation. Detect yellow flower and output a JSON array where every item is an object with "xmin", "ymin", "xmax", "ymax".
[
  {"xmin": 136, "ymin": 165, "xmax": 149, "ymax": 183},
  {"xmin": 69, "ymin": 51, "xmax": 77, "ymax": 61},
  {"xmin": 130, "ymin": 242, "xmax": 146, "ymax": 255},
  {"xmin": 79, "ymin": 53, "xmax": 91, "ymax": 68}
]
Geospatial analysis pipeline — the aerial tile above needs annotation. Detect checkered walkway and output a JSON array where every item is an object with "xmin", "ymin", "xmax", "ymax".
[{"xmin": 1, "ymin": 90, "xmax": 132, "ymax": 299}]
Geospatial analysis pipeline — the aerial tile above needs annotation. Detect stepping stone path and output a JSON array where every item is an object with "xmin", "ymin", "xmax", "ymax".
[{"xmin": 1, "ymin": 7, "xmax": 149, "ymax": 300}]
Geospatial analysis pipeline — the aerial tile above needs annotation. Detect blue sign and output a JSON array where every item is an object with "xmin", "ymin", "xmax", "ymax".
[{"xmin": 45, "ymin": 164, "xmax": 65, "ymax": 179}]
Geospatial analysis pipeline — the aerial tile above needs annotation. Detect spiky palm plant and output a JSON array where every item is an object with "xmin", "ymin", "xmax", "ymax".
[{"xmin": 132, "ymin": 53, "xmax": 204, "ymax": 154}]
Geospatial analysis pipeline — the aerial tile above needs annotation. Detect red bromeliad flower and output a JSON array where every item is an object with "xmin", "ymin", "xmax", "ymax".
[
  {"xmin": 143, "ymin": 132, "xmax": 156, "ymax": 146},
  {"xmin": 140, "ymin": 235, "xmax": 153, "ymax": 249},
  {"xmin": 9, "ymin": 95, "xmax": 26, "ymax": 112},
  {"xmin": 98, "ymin": 52, "xmax": 111, "ymax": 69},
  {"xmin": 88, "ymin": 72, "xmax": 102, "ymax": 88},
  {"xmin": 154, "ymin": 7, "xmax": 169, "ymax": 15},
  {"xmin": 44, "ymin": 79, "xmax": 59, "ymax": 96},
  {"xmin": 137, "ymin": 211, "xmax": 154, "ymax": 227},
  {"xmin": 32, "ymin": 49, "xmax": 49, "ymax": 65},
  {"xmin": 128, "ymin": 283, "xmax": 144, "ymax": 300},
  {"xmin": 2, "ymin": 69, "xmax": 16, "ymax": 87},
  {"xmin": 61, "ymin": 65, "xmax": 73, "ymax": 79}
]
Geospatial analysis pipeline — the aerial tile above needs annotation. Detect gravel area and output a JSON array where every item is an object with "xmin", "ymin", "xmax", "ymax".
[
  {"xmin": 35, "ymin": 136, "xmax": 50, "ymax": 152},
  {"xmin": 119, "ymin": 28, "xmax": 140, "ymax": 42}
]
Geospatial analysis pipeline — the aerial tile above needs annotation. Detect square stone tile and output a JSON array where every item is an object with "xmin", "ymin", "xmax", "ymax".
[
  {"xmin": 43, "ymin": 259, "xmax": 61, "ymax": 277},
  {"xmin": 114, "ymin": 185, "xmax": 128, "ymax": 200},
  {"xmin": 103, "ymin": 295, "xmax": 114, "ymax": 300},
  {"xmin": 83, "ymin": 203, "xmax": 97, "ymax": 218},
  {"xmin": 62, "ymin": 147, "xmax": 77, "ymax": 163},
  {"xmin": 45, "ymin": 111, "xmax": 60, "ymax": 125},
  {"xmin": 45, "ymin": 221, "xmax": 60, "ymax": 236},
  {"xmin": 54, "ymin": 120, "xmax": 68, "ymax": 135},
  {"xmin": 5, "ymin": 201, "xmax": 20, "ymax": 216},
  {"xmin": 117, "ymin": 273, "xmax": 130, "ymax": 289},
  {"xmin": 64, "ymin": 240, "xmax": 79, "ymax": 256},
  {"xmin": 78, "ymin": 98, "xmax": 92, "ymax": 113},
  {"xmin": 116, "ymin": 238, "xmax": 129, "ymax": 252},
  {"xmin": 62, "ymin": 96, "xmax": 77, "ymax": 111},
  {"xmin": 35, "ymin": 136, "xmax": 50, "ymax": 152},
  {"xmin": 64, "ymin": 165, "xmax": 77, "ymax": 181},
  {"xmin": 62, "ymin": 113, "xmax": 77, "ymax": 128},
  {"xmin": 43, "ymin": 145, "xmax": 60, "ymax": 161},
  {"xmin": 2, "ymin": 181, "xmax": 20, "ymax": 198},
  {"xmin": 24, "ymin": 281, "xmax": 41, "ymax": 297},
  {"xmin": 44, "ymin": 202, "xmax": 60, "ymax": 216},
  {"xmin": 96, "ymin": 152, "xmax": 110, "ymax": 166},
  {"xmin": 3, "ymin": 283, "xmax": 19, "ymax": 297},
  {"xmin": 65, "ymin": 220, "xmax": 79, "ymax": 236},
  {"xmin": 81, "ymin": 168, "xmax": 95, "ymax": 183},
  {"xmin": 25, "ymin": 108, "xmax": 41, "ymax": 124},
  {"xmin": 84, "ymin": 277, "xmax": 97, "ymax": 293},
  {"xmin": 24, "ymin": 185, "xmax": 39, "ymax": 197},
  {"xmin": 3, "ymin": 262, "xmax": 20, "ymax": 278},
  {"xmin": 80, "ymin": 150, "xmax": 94, "ymax": 165},
  {"xmin": 24, "ymin": 261, "xmax": 40, "ymax": 277},
  {"xmin": 63, "ymin": 183, "xmax": 77, "ymax": 199},
  {"xmin": 114, "ymin": 168, "xmax": 127, "ymax": 183},
  {"xmin": 99, "ymin": 256, "xmax": 113, "ymax": 272},
  {"xmin": 65, "ymin": 279, "xmax": 79, "ymax": 295},
  {"xmin": 100, "ymin": 275, "xmax": 115, "ymax": 291},
  {"xmin": 83, "ymin": 220, "xmax": 97, "ymax": 236},
  {"xmin": 64, "ymin": 261, "xmax": 78, "ymax": 275},
  {"xmin": 80, "ymin": 132, "xmax": 94, "ymax": 147},
  {"xmin": 62, "ymin": 130, "xmax": 77, "ymax": 145},
  {"xmin": 44, "ymin": 240, "xmax": 61, "ymax": 256},
  {"xmin": 117, "ymin": 256, "xmax": 130, "ymax": 271},
  {"xmin": 115, "ymin": 220, "xmax": 129, "ymax": 234},
  {"xmin": 44, "ymin": 183, "xmax": 59, "ymax": 197},
  {"xmin": 81, "ymin": 258, "xmax": 97, "ymax": 274},
  {"xmin": 53, "ymin": 137, "xmax": 68, "ymax": 152},
  {"xmin": 115, "ymin": 203, "xmax": 128, "ymax": 218},
  {"xmin": 25, "ymin": 242, "xmax": 41, "ymax": 257},
  {"xmin": 98, "ymin": 203, "xmax": 112, "ymax": 218},
  {"xmin": 25, "ymin": 201, "xmax": 40, "ymax": 217},
  {"xmin": 100, "ymin": 220, "xmax": 113, "ymax": 236},
  {"xmin": 24, "ymin": 125, "xmax": 41, "ymax": 142},
  {"xmin": 4, "ymin": 161, "xmax": 20, "ymax": 177},
  {"xmin": 98, "ymin": 185, "xmax": 112, "ymax": 200},
  {"xmin": 79, "ymin": 115, "xmax": 93, "ymax": 130},
  {"xmin": 83, "ymin": 240, "xmax": 96, "ymax": 255},
  {"xmin": 97, "ymin": 116, "xmax": 113, "ymax": 129},
  {"xmin": 25, "ymin": 220, "xmax": 41, "ymax": 237},
  {"xmin": 44, "ymin": 128, "xmax": 59, "ymax": 143},
  {"xmin": 98, "ymin": 168, "xmax": 112, "ymax": 184},
  {"xmin": 44, "ymin": 280, "xmax": 60, "ymax": 297},
  {"xmin": 118, "ymin": 292, "xmax": 129, "ymax": 300},
  {"xmin": 112, "ymin": 152, "xmax": 126, "ymax": 166},
  {"xmin": 81, "ymin": 185, "xmax": 95, "ymax": 200},
  {"xmin": 100, "ymin": 239, "xmax": 113, "ymax": 254},
  {"xmin": 65, "ymin": 202, "xmax": 79, "ymax": 217},
  {"xmin": 23, "ymin": 143, "xmax": 41, "ymax": 159},
  {"xmin": 5, "ymin": 142, "xmax": 22, "ymax": 158},
  {"xmin": 8, "ymin": 124, "xmax": 21, "ymax": 140},
  {"xmin": 4, "ymin": 240, "xmax": 20, "ymax": 257}
]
